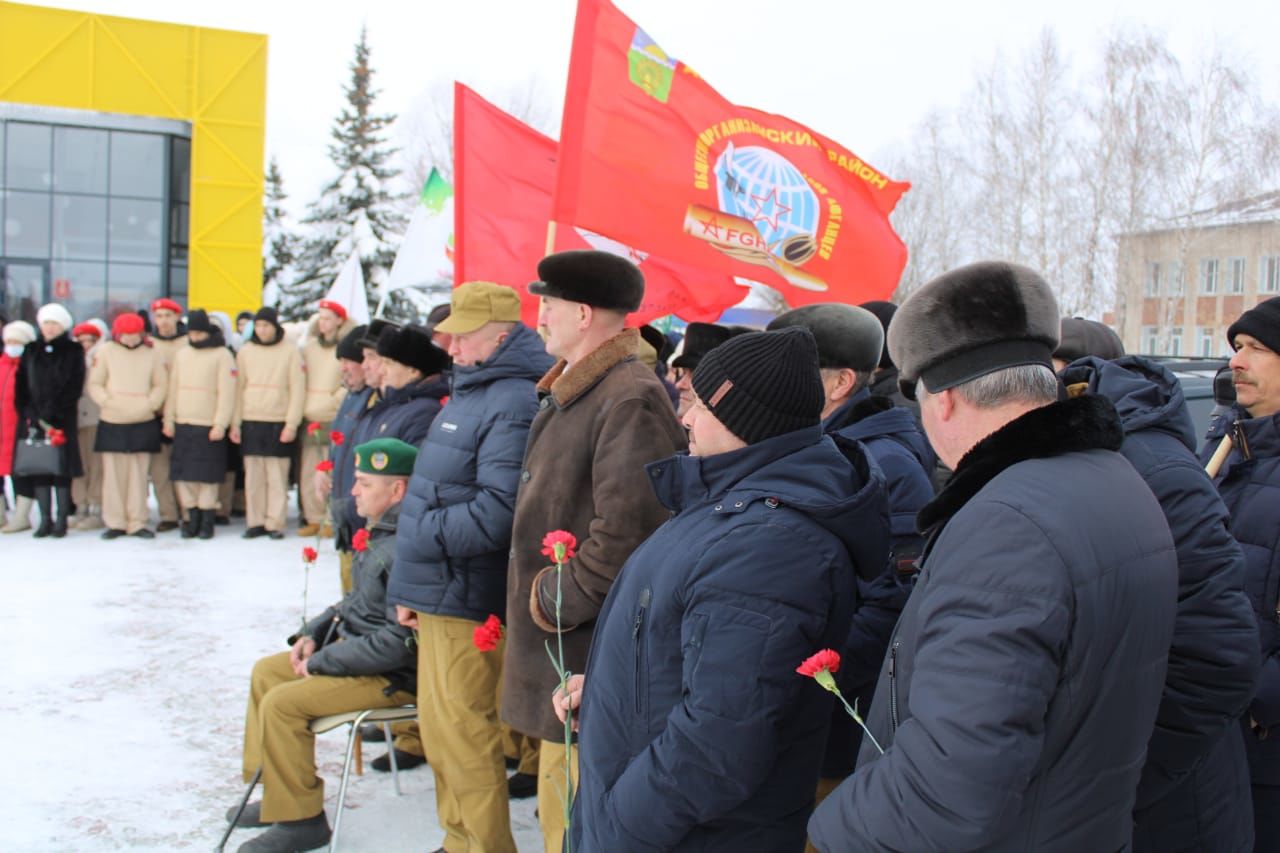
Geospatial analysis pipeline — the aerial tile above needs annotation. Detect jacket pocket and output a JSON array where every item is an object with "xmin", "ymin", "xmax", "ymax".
[{"xmin": 633, "ymin": 587, "xmax": 652, "ymax": 719}]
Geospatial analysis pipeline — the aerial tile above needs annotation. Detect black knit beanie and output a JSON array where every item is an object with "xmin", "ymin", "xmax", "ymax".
[
  {"xmin": 337, "ymin": 325, "xmax": 367, "ymax": 362},
  {"xmin": 1227, "ymin": 296, "xmax": 1280, "ymax": 356},
  {"xmin": 691, "ymin": 326, "xmax": 825, "ymax": 445},
  {"xmin": 859, "ymin": 300, "xmax": 898, "ymax": 369}
]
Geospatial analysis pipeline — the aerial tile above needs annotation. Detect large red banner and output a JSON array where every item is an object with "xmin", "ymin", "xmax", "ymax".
[
  {"xmin": 554, "ymin": 0, "xmax": 910, "ymax": 307},
  {"xmin": 453, "ymin": 81, "xmax": 745, "ymax": 324}
]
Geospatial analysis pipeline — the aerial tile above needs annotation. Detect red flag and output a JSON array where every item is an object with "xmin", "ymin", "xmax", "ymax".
[
  {"xmin": 454, "ymin": 82, "xmax": 744, "ymax": 325},
  {"xmin": 554, "ymin": 0, "xmax": 910, "ymax": 307}
]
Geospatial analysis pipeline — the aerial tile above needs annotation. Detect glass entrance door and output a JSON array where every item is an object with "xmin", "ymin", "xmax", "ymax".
[{"xmin": 0, "ymin": 259, "xmax": 48, "ymax": 324}]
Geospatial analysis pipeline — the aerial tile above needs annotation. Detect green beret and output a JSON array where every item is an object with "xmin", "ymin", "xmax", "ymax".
[{"xmin": 352, "ymin": 438, "xmax": 418, "ymax": 476}]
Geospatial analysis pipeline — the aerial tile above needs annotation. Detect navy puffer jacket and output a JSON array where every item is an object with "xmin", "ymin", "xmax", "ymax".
[
  {"xmin": 389, "ymin": 323, "xmax": 553, "ymax": 621},
  {"xmin": 329, "ymin": 384, "xmax": 374, "ymax": 545},
  {"xmin": 822, "ymin": 390, "xmax": 935, "ymax": 777},
  {"xmin": 1064, "ymin": 357, "xmax": 1258, "ymax": 851},
  {"xmin": 1203, "ymin": 408, "xmax": 1280, "ymax": 787},
  {"xmin": 335, "ymin": 376, "xmax": 448, "ymax": 536},
  {"xmin": 810, "ymin": 395, "xmax": 1178, "ymax": 852},
  {"xmin": 571, "ymin": 427, "xmax": 890, "ymax": 853}
]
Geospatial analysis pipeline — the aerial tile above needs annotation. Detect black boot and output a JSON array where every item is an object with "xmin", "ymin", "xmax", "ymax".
[
  {"xmin": 181, "ymin": 510, "xmax": 198, "ymax": 539},
  {"xmin": 236, "ymin": 812, "xmax": 330, "ymax": 852},
  {"xmin": 32, "ymin": 487, "xmax": 53, "ymax": 538},
  {"xmin": 52, "ymin": 486, "xmax": 71, "ymax": 537},
  {"xmin": 198, "ymin": 508, "xmax": 215, "ymax": 540}
]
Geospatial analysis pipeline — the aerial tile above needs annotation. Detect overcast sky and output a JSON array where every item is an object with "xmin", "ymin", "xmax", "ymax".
[{"xmin": 26, "ymin": 0, "xmax": 1280, "ymax": 218}]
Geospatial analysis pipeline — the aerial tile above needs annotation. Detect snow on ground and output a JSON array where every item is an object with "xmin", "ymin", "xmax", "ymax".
[{"xmin": 0, "ymin": 505, "xmax": 541, "ymax": 851}]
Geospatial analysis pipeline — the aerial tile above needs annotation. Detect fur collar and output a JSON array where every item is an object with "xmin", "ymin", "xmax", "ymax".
[
  {"xmin": 917, "ymin": 394, "xmax": 1123, "ymax": 534},
  {"xmin": 537, "ymin": 328, "xmax": 641, "ymax": 408}
]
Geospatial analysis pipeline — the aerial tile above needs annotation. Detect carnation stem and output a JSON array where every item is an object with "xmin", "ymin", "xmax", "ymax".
[
  {"xmin": 554, "ymin": 558, "xmax": 574, "ymax": 853},
  {"xmin": 833, "ymin": 690, "xmax": 884, "ymax": 755}
]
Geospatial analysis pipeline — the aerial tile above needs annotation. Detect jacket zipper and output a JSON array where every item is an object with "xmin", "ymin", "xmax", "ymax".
[
  {"xmin": 633, "ymin": 587, "xmax": 651, "ymax": 716},
  {"xmin": 888, "ymin": 640, "xmax": 901, "ymax": 734},
  {"xmin": 1233, "ymin": 421, "xmax": 1252, "ymax": 461}
]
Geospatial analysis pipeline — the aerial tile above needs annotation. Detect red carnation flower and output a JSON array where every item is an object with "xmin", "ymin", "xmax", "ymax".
[
  {"xmin": 315, "ymin": 460, "xmax": 334, "ymax": 473},
  {"xmin": 352, "ymin": 528, "xmax": 370, "ymax": 552},
  {"xmin": 329, "ymin": 430, "xmax": 345, "ymax": 445},
  {"xmin": 47, "ymin": 428, "xmax": 67, "ymax": 447},
  {"xmin": 797, "ymin": 649, "xmax": 841, "ymax": 679},
  {"xmin": 473, "ymin": 614, "xmax": 504, "ymax": 652},
  {"xmin": 541, "ymin": 530, "xmax": 578, "ymax": 563},
  {"xmin": 302, "ymin": 546, "xmax": 318, "ymax": 563},
  {"xmin": 306, "ymin": 421, "xmax": 322, "ymax": 435}
]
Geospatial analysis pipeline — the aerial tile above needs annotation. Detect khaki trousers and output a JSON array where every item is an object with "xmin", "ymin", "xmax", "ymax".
[
  {"xmin": 502, "ymin": 726, "xmax": 540, "ymax": 776},
  {"xmin": 176, "ymin": 481, "xmax": 219, "ymax": 511},
  {"xmin": 218, "ymin": 471, "xmax": 235, "ymax": 517},
  {"xmin": 537, "ymin": 740, "xmax": 579, "ymax": 853},
  {"xmin": 417, "ymin": 614, "xmax": 516, "ymax": 853},
  {"xmin": 149, "ymin": 443, "xmax": 179, "ymax": 523},
  {"xmin": 804, "ymin": 776, "xmax": 845, "ymax": 853},
  {"xmin": 100, "ymin": 452, "xmax": 150, "ymax": 533},
  {"xmin": 338, "ymin": 550, "xmax": 354, "ymax": 596},
  {"xmin": 244, "ymin": 456, "xmax": 290, "ymax": 532},
  {"xmin": 243, "ymin": 651, "xmax": 412, "ymax": 823},
  {"xmin": 72, "ymin": 424, "xmax": 102, "ymax": 511},
  {"xmin": 299, "ymin": 432, "xmax": 330, "ymax": 526}
]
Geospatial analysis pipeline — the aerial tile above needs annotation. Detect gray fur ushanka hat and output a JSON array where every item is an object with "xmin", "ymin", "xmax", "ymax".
[{"xmin": 887, "ymin": 261, "xmax": 1060, "ymax": 400}]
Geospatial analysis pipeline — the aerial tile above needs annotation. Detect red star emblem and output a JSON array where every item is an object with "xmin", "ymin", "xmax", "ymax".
[{"xmin": 750, "ymin": 188, "xmax": 791, "ymax": 232}]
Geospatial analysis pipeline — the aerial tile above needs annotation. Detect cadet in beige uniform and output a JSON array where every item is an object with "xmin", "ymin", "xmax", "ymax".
[
  {"xmin": 164, "ymin": 310, "xmax": 236, "ymax": 540},
  {"xmin": 88, "ymin": 313, "xmax": 167, "ymax": 538},
  {"xmin": 148, "ymin": 298, "xmax": 186, "ymax": 531},
  {"xmin": 231, "ymin": 307, "xmax": 303, "ymax": 540},
  {"xmin": 71, "ymin": 320, "xmax": 107, "ymax": 530},
  {"xmin": 298, "ymin": 300, "xmax": 354, "ymax": 536}
]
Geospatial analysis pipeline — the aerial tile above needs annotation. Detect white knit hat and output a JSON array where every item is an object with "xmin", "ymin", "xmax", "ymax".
[
  {"xmin": 36, "ymin": 303, "xmax": 73, "ymax": 333},
  {"xmin": 2, "ymin": 320, "xmax": 37, "ymax": 346}
]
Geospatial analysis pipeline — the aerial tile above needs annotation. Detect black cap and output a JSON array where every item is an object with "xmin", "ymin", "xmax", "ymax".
[
  {"xmin": 376, "ymin": 323, "xmax": 450, "ymax": 377},
  {"xmin": 767, "ymin": 303, "xmax": 884, "ymax": 373},
  {"xmin": 1055, "ymin": 317, "xmax": 1125, "ymax": 363},
  {"xmin": 859, "ymin": 300, "xmax": 898, "ymax": 369},
  {"xmin": 672, "ymin": 323, "xmax": 739, "ymax": 370},
  {"xmin": 639, "ymin": 324, "xmax": 675, "ymax": 363},
  {"xmin": 529, "ymin": 250, "xmax": 645, "ymax": 313},
  {"xmin": 358, "ymin": 318, "xmax": 401, "ymax": 350},
  {"xmin": 253, "ymin": 306, "xmax": 279, "ymax": 325},
  {"xmin": 337, "ymin": 324, "xmax": 367, "ymax": 363},
  {"xmin": 1227, "ymin": 296, "xmax": 1280, "ymax": 357},
  {"xmin": 187, "ymin": 309, "xmax": 213, "ymax": 334},
  {"xmin": 691, "ymin": 327, "xmax": 825, "ymax": 445},
  {"xmin": 426, "ymin": 303, "xmax": 452, "ymax": 330}
]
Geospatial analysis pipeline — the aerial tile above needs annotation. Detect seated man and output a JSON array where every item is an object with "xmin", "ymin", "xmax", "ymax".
[{"xmin": 230, "ymin": 437, "xmax": 419, "ymax": 853}]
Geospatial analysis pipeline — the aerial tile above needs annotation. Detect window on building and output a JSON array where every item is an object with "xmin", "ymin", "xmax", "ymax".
[
  {"xmin": 1169, "ymin": 326, "xmax": 1184, "ymax": 356},
  {"xmin": 1227, "ymin": 257, "xmax": 1245, "ymax": 294},
  {"xmin": 1144, "ymin": 262, "xmax": 1161, "ymax": 297},
  {"xmin": 1199, "ymin": 258, "xmax": 1219, "ymax": 295},
  {"xmin": 1197, "ymin": 326, "xmax": 1215, "ymax": 357},
  {"xmin": 1141, "ymin": 326, "xmax": 1159, "ymax": 354},
  {"xmin": 1167, "ymin": 262, "xmax": 1184, "ymax": 296},
  {"xmin": 1262, "ymin": 256, "xmax": 1280, "ymax": 294}
]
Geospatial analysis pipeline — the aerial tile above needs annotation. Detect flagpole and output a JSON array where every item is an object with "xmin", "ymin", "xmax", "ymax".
[{"xmin": 545, "ymin": 221, "xmax": 557, "ymax": 256}]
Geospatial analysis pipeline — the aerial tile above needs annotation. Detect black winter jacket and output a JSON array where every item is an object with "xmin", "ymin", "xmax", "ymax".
[
  {"xmin": 15, "ymin": 332, "xmax": 85, "ymax": 479},
  {"xmin": 1065, "ymin": 357, "xmax": 1258, "ymax": 852},
  {"xmin": 389, "ymin": 323, "xmax": 553, "ymax": 621},
  {"xmin": 329, "ymin": 385, "xmax": 374, "ymax": 545},
  {"xmin": 571, "ymin": 427, "xmax": 890, "ymax": 852},
  {"xmin": 810, "ymin": 395, "xmax": 1179, "ymax": 852},
  {"xmin": 1204, "ymin": 408, "xmax": 1280, "ymax": 788},
  {"xmin": 293, "ymin": 503, "xmax": 416, "ymax": 694}
]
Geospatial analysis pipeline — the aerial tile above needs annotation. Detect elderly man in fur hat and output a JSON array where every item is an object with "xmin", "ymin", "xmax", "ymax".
[
  {"xmin": 809, "ymin": 261, "xmax": 1180, "ymax": 852},
  {"xmin": 504, "ymin": 250, "xmax": 686, "ymax": 852}
]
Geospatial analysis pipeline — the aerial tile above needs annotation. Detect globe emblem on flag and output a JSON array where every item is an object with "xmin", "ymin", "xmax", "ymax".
[{"xmin": 714, "ymin": 142, "xmax": 820, "ymax": 265}]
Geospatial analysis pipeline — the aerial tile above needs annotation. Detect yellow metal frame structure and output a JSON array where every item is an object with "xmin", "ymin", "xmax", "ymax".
[{"xmin": 0, "ymin": 1, "xmax": 267, "ymax": 317}]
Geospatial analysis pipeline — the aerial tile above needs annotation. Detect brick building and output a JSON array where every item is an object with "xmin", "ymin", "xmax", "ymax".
[{"xmin": 1116, "ymin": 191, "xmax": 1280, "ymax": 356}]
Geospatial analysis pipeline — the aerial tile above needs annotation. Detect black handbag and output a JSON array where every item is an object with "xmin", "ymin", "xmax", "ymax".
[{"xmin": 13, "ymin": 429, "xmax": 66, "ymax": 478}]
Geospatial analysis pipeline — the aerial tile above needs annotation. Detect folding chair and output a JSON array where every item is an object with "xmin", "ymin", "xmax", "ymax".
[{"xmin": 218, "ymin": 705, "xmax": 419, "ymax": 852}]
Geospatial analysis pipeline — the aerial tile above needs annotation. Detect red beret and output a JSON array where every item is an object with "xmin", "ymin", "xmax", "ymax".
[
  {"xmin": 151, "ymin": 298, "xmax": 183, "ymax": 315},
  {"xmin": 318, "ymin": 300, "xmax": 347, "ymax": 320},
  {"xmin": 72, "ymin": 322, "xmax": 102, "ymax": 339},
  {"xmin": 112, "ymin": 313, "xmax": 146, "ymax": 338}
]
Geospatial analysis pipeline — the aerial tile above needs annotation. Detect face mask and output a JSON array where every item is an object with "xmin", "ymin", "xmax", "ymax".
[{"xmin": 4, "ymin": 345, "xmax": 24, "ymax": 358}]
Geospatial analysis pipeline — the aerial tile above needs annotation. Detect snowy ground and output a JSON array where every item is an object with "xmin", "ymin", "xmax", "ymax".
[{"xmin": 0, "ymin": 503, "xmax": 542, "ymax": 851}]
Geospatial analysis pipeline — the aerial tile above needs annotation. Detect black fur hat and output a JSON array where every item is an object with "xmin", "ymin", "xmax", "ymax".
[
  {"xmin": 887, "ymin": 261, "xmax": 1060, "ymax": 400},
  {"xmin": 376, "ymin": 323, "xmax": 450, "ymax": 377},
  {"xmin": 358, "ymin": 318, "xmax": 401, "ymax": 350},
  {"xmin": 337, "ymin": 324, "xmax": 367, "ymax": 362},
  {"xmin": 529, "ymin": 250, "xmax": 645, "ymax": 313},
  {"xmin": 1055, "ymin": 317, "xmax": 1124, "ymax": 363},
  {"xmin": 767, "ymin": 303, "xmax": 884, "ymax": 374},
  {"xmin": 672, "ymin": 322, "xmax": 741, "ymax": 370}
]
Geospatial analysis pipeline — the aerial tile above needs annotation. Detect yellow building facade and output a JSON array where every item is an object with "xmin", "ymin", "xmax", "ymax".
[{"xmin": 0, "ymin": 1, "xmax": 266, "ymax": 320}]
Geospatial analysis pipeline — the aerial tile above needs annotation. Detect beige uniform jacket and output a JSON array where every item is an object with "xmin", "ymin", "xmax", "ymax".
[
  {"xmin": 164, "ymin": 345, "xmax": 237, "ymax": 429},
  {"xmin": 301, "ymin": 316, "xmax": 353, "ymax": 423},
  {"xmin": 233, "ymin": 340, "xmax": 304, "ymax": 427},
  {"xmin": 87, "ymin": 341, "xmax": 167, "ymax": 424}
]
